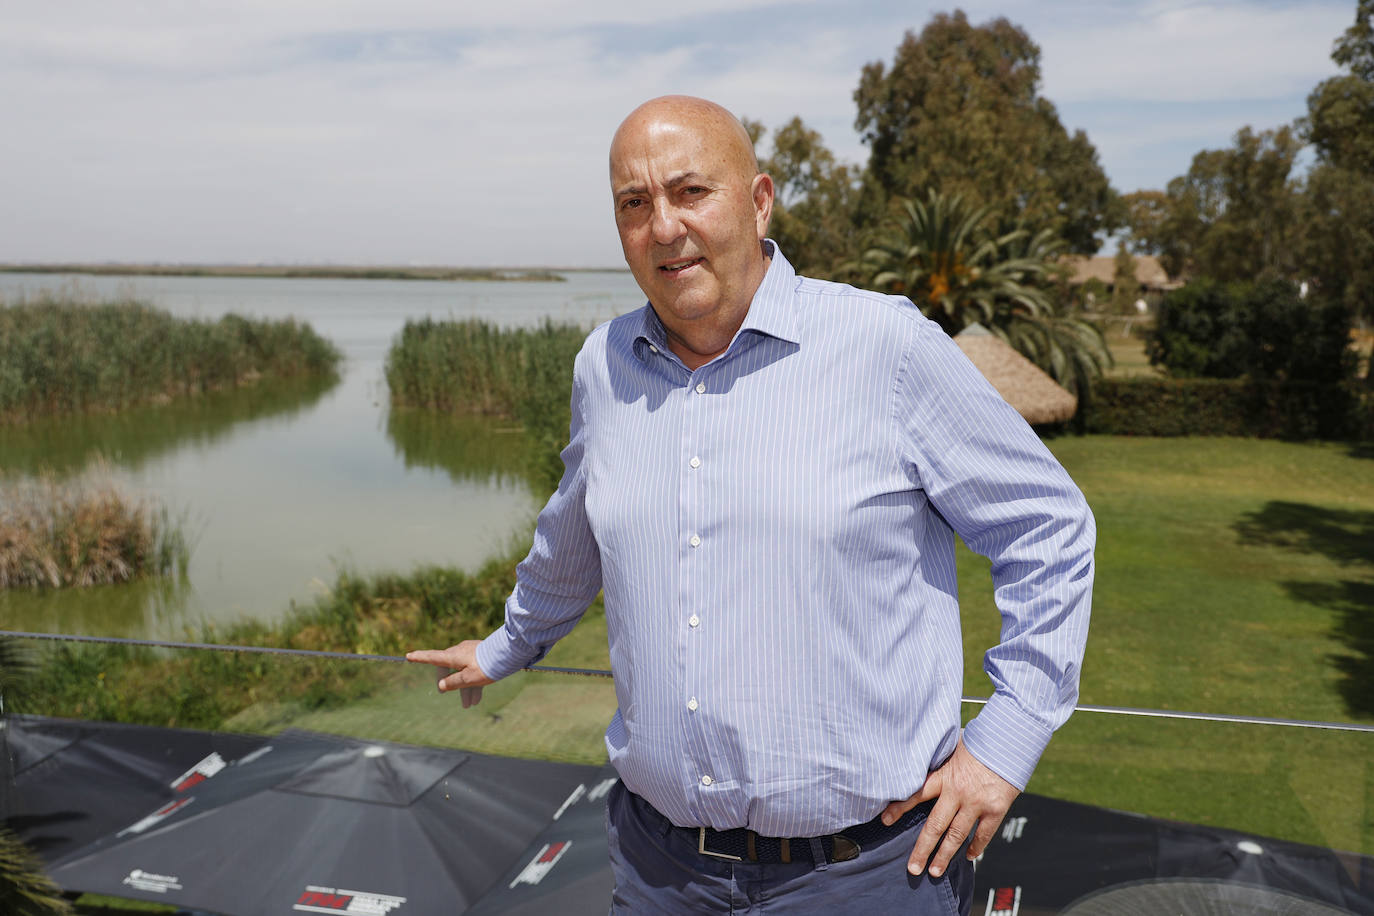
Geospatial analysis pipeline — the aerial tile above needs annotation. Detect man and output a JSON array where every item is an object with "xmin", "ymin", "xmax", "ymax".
[{"xmin": 409, "ymin": 95, "xmax": 1094, "ymax": 914}]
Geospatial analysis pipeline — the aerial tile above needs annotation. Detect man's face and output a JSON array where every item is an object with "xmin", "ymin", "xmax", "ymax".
[{"xmin": 610, "ymin": 117, "xmax": 771, "ymax": 341}]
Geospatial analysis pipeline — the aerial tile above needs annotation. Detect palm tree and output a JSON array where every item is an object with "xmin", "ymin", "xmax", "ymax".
[
  {"xmin": 992, "ymin": 222, "xmax": 1113, "ymax": 404},
  {"xmin": 851, "ymin": 190, "xmax": 1111, "ymax": 402},
  {"xmin": 852, "ymin": 191, "xmax": 1060, "ymax": 335},
  {"xmin": 0, "ymin": 636, "xmax": 73, "ymax": 915}
]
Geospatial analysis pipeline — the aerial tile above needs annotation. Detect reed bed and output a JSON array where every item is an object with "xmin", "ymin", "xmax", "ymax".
[
  {"xmin": 0, "ymin": 473, "xmax": 190, "ymax": 589},
  {"xmin": 385, "ymin": 318, "xmax": 583, "ymax": 416},
  {"xmin": 385, "ymin": 318, "xmax": 586, "ymax": 492},
  {"xmin": 0, "ymin": 293, "xmax": 340, "ymax": 422},
  {"xmin": 26, "ymin": 555, "xmax": 518, "ymax": 728}
]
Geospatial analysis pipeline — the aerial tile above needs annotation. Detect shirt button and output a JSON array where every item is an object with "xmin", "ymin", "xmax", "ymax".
[
  {"xmin": 687, "ymin": 697, "xmax": 699, "ymax": 711},
  {"xmin": 695, "ymin": 382, "xmax": 706, "ymax": 394},
  {"xmin": 689, "ymin": 534, "xmax": 701, "ymax": 548},
  {"xmin": 649, "ymin": 344, "xmax": 659, "ymax": 353},
  {"xmin": 689, "ymin": 456, "xmax": 701, "ymax": 469},
  {"xmin": 701, "ymin": 775, "xmax": 713, "ymax": 786},
  {"xmin": 688, "ymin": 615, "xmax": 700, "ymax": 628}
]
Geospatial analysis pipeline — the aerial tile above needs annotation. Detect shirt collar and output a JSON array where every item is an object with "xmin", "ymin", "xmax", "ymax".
[
  {"xmin": 737, "ymin": 240, "xmax": 801, "ymax": 346},
  {"xmin": 631, "ymin": 240, "xmax": 800, "ymax": 364}
]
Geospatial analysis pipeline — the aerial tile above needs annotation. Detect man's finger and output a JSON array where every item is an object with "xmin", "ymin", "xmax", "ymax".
[
  {"xmin": 437, "ymin": 670, "xmax": 477, "ymax": 693},
  {"xmin": 905, "ymin": 796, "xmax": 957, "ymax": 875},
  {"xmin": 881, "ymin": 770, "xmax": 942, "ymax": 826},
  {"xmin": 460, "ymin": 686, "xmax": 483, "ymax": 708},
  {"xmin": 966, "ymin": 812, "xmax": 1003, "ymax": 861},
  {"xmin": 924, "ymin": 811, "xmax": 976, "ymax": 878},
  {"xmin": 406, "ymin": 649, "xmax": 454, "ymax": 668}
]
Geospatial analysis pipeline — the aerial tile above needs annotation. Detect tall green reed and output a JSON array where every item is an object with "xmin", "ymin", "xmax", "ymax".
[
  {"xmin": 0, "ymin": 293, "xmax": 340, "ymax": 421},
  {"xmin": 385, "ymin": 318, "xmax": 586, "ymax": 494}
]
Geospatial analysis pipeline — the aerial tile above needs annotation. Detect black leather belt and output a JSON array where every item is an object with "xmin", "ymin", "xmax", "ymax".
[{"xmin": 687, "ymin": 800, "xmax": 933, "ymax": 865}]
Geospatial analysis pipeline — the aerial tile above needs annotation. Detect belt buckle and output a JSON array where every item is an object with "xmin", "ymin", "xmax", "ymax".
[{"xmin": 698, "ymin": 827, "xmax": 743, "ymax": 861}]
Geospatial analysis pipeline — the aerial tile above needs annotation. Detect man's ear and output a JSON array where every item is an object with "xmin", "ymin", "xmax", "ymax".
[{"xmin": 752, "ymin": 172, "xmax": 775, "ymax": 239}]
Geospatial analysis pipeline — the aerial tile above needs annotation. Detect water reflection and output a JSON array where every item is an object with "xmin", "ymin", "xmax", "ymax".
[
  {"xmin": 0, "ymin": 375, "xmax": 338, "ymax": 479},
  {"xmin": 1, "ymin": 575, "xmax": 193, "ymax": 640},
  {"xmin": 0, "ymin": 270, "xmax": 642, "ymax": 641},
  {"xmin": 386, "ymin": 407, "xmax": 537, "ymax": 490}
]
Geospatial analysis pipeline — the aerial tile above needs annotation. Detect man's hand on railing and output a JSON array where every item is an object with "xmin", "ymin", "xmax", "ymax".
[{"xmin": 406, "ymin": 640, "xmax": 494, "ymax": 708}]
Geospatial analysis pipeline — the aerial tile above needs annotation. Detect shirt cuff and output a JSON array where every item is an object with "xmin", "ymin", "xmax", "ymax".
[
  {"xmin": 474, "ymin": 624, "xmax": 544, "ymax": 682},
  {"xmin": 960, "ymin": 692, "xmax": 1056, "ymax": 791}
]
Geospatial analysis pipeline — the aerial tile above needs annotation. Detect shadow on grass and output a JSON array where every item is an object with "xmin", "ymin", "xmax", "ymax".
[
  {"xmin": 1283, "ymin": 580, "xmax": 1374, "ymax": 717},
  {"xmin": 1234, "ymin": 501, "xmax": 1373, "ymax": 568},
  {"xmin": 1234, "ymin": 501, "xmax": 1374, "ymax": 718}
]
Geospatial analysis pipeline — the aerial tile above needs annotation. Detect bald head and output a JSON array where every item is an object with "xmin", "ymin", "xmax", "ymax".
[
  {"xmin": 610, "ymin": 95, "xmax": 759, "ymax": 183},
  {"xmin": 607, "ymin": 95, "xmax": 774, "ymax": 370}
]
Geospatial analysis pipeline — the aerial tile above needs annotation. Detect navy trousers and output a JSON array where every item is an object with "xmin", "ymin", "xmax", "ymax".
[{"xmin": 606, "ymin": 781, "xmax": 975, "ymax": 914}]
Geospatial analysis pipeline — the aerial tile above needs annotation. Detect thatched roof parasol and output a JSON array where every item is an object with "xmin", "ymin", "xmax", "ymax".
[{"xmin": 954, "ymin": 324, "xmax": 1078, "ymax": 425}]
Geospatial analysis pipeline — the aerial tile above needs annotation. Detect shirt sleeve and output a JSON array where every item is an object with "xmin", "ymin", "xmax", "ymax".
[
  {"xmin": 475, "ymin": 354, "xmax": 604, "ymax": 681},
  {"xmin": 893, "ymin": 317, "xmax": 1095, "ymax": 790}
]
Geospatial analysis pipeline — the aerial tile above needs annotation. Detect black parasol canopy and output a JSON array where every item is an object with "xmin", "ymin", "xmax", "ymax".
[
  {"xmin": 2, "ymin": 714, "xmax": 265, "ymax": 864},
  {"xmin": 44, "ymin": 728, "xmax": 599, "ymax": 915}
]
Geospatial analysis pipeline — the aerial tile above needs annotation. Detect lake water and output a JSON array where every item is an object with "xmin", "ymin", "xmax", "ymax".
[{"xmin": 0, "ymin": 270, "xmax": 646, "ymax": 639}]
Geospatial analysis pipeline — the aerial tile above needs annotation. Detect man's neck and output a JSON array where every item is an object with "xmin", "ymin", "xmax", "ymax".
[{"xmin": 662, "ymin": 250, "xmax": 772, "ymax": 371}]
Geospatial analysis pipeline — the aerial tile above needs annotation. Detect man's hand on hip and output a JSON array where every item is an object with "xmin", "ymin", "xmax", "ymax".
[
  {"xmin": 405, "ymin": 640, "xmax": 494, "ymax": 708},
  {"xmin": 880, "ymin": 737, "xmax": 1019, "ymax": 879}
]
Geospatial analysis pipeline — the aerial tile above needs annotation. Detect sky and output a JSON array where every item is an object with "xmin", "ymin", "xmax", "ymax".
[{"xmin": 0, "ymin": 0, "xmax": 1356, "ymax": 267}]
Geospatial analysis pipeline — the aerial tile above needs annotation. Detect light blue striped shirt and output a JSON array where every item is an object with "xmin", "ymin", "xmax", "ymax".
[{"xmin": 477, "ymin": 243, "xmax": 1094, "ymax": 836}]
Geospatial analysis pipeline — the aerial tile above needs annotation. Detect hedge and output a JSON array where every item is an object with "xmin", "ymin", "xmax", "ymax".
[{"xmin": 1084, "ymin": 377, "xmax": 1371, "ymax": 440}]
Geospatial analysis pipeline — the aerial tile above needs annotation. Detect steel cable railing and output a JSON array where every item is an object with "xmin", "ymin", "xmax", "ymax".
[{"xmin": 6, "ymin": 629, "xmax": 1373, "ymax": 733}]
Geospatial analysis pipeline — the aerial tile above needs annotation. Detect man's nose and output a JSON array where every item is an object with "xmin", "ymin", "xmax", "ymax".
[{"xmin": 650, "ymin": 198, "xmax": 686, "ymax": 245}]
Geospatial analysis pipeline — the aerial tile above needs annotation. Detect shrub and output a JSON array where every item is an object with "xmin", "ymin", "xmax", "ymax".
[
  {"xmin": 0, "ymin": 472, "xmax": 190, "ymax": 589},
  {"xmin": 1149, "ymin": 279, "xmax": 1355, "ymax": 384},
  {"xmin": 25, "ymin": 555, "xmax": 521, "ymax": 729}
]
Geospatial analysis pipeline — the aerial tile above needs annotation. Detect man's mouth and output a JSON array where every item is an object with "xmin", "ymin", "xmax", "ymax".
[{"xmin": 659, "ymin": 257, "xmax": 704, "ymax": 273}]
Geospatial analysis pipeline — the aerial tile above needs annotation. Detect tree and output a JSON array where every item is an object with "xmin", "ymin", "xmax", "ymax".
[
  {"xmin": 751, "ymin": 117, "xmax": 862, "ymax": 278},
  {"xmin": 1296, "ymin": 163, "xmax": 1374, "ymax": 327},
  {"xmin": 1299, "ymin": 0, "xmax": 1374, "ymax": 324},
  {"xmin": 851, "ymin": 190, "xmax": 1111, "ymax": 400},
  {"xmin": 1131, "ymin": 126, "xmax": 1304, "ymax": 282},
  {"xmin": 853, "ymin": 10, "xmax": 1123, "ymax": 254},
  {"xmin": 1110, "ymin": 244, "xmax": 1139, "ymax": 313},
  {"xmin": 853, "ymin": 192, "xmax": 1056, "ymax": 334},
  {"xmin": 1121, "ymin": 190, "xmax": 1170, "ymax": 256}
]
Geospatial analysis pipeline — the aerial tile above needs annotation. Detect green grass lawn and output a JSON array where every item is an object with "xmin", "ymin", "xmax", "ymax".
[
  {"xmin": 1104, "ymin": 327, "xmax": 1160, "ymax": 378},
  {"xmin": 970, "ymin": 436, "xmax": 1374, "ymax": 854},
  {"xmin": 219, "ymin": 435, "xmax": 1374, "ymax": 855}
]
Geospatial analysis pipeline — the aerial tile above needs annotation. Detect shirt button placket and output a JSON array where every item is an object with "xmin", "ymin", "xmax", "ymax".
[{"xmin": 682, "ymin": 372, "xmax": 711, "ymax": 802}]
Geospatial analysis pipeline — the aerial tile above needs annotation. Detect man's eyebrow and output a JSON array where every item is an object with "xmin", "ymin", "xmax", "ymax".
[
  {"xmin": 663, "ymin": 171, "xmax": 710, "ymax": 189},
  {"xmin": 613, "ymin": 172, "xmax": 713, "ymax": 200}
]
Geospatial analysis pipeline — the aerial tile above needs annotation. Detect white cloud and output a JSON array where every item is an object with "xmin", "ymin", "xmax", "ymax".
[
  {"xmin": 1039, "ymin": 0, "xmax": 1347, "ymax": 103},
  {"xmin": 0, "ymin": 0, "xmax": 1358, "ymax": 263}
]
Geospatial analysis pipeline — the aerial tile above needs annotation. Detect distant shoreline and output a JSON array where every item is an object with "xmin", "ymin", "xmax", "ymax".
[{"xmin": 0, "ymin": 263, "xmax": 629, "ymax": 282}]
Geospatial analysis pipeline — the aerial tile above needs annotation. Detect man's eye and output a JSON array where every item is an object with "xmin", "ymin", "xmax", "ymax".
[{"xmin": 621, "ymin": 198, "xmax": 644, "ymax": 210}]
